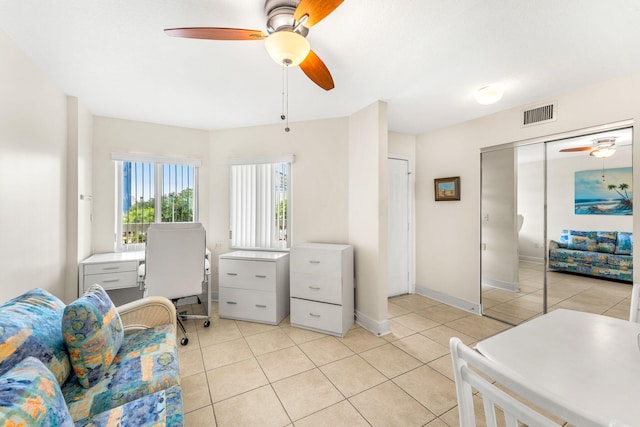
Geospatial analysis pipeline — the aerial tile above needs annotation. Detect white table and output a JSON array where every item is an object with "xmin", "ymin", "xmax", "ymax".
[{"xmin": 476, "ymin": 309, "xmax": 640, "ymax": 425}]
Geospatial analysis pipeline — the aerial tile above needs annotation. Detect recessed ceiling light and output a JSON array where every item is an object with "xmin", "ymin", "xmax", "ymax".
[{"xmin": 474, "ymin": 84, "xmax": 504, "ymax": 105}]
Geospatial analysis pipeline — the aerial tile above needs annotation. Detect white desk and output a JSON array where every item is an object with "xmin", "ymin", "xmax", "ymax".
[{"xmin": 476, "ymin": 309, "xmax": 640, "ymax": 425}]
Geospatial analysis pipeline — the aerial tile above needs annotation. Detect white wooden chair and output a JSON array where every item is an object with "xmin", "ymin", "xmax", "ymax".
[
  {"xmin": 629, "ymin": 283, "xmax": 640, "ymax": 323},
  {"xmin": 449, "ymin": 337, "xmax": 608, "ymax": 427},
  {"xmin": 143, "ymin": 222, "xmax": 210, "ymax": 345}
]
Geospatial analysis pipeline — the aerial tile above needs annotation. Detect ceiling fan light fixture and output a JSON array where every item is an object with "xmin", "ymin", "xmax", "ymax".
[
  {"xmin": 265, "ymin": 30, "xmax": 310, "ymax": 67},
  {"xmin": 473, "ymin": 84, "xmax": 504, "ymax": 105},
  {"xmin": 590, "ymin": 147, "xmax": 616, "ymax": 158}
]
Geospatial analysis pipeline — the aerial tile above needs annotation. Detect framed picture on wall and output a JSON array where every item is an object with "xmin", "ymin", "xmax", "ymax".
[{"xmin": 434, "ymin": 176, "xmax": 461, "ymax": 201}]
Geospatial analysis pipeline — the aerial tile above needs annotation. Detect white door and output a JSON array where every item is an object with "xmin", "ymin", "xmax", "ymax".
[{"xmin": 388, "ymin": 158, "xmax": 410, "ymax": 296}]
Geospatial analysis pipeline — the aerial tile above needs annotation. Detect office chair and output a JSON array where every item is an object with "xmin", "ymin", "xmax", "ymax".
[{"xmin": 143, "ymin": 222, "xmax": 210, "ymax": 345}]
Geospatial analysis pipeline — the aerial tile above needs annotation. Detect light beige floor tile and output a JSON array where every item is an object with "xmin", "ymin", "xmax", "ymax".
[
  {"xmin": 197, "ymin": 319, "xmax": 243, "ymax": 347},
  {"xmin": 272, "ymin": 369, "xmax": 344, "ymax": 421},
  {"xmin": 207, "ymin": 358, "xmax": 269, "ymax": 403},
  {"xmin": 236, "ymin": 319, "xmax": 279, "ymax": 336},
  {"xmin": 383, "ymin": 319, "xmax": 416, "ymax": 342},
  {"xmin": 420, "ymin": 324, "xmax": 475, "ymax": 348},
  {"xmin": 181, "ymin": 372, "xmax": 212, "ymax": 414},
  {"xmin": 213, "ymin": 385, "xmax": 290, "ymax": 427},
  {"xmin": 349, "ymin": 381, "xmax": 435, "ymax": 426},
  {"xmin": 424, "ymin": 418, "xmax": 450, "ymax": 427},
  {"xmin": 359, "ymin": 343, "xmax": 422, "ymax": 378},
  {"xmin": 393, "ymin": 365, "xmax": 458, "ymax": 416},
  {"xmin": 392, "ymin": 312, "xmax": 439, "ymax": 332},
  {"xmin": 445, "ymin": 315, "xmax": 509, "ymax": 340},
  {"xmin": 179, "ymin": 346, "xmax": 205, "ymax": 378},
  {"xmin": 280, "ymin": 325, "xmax": 326, "ymax": 344},
  {"xmin": 257, "ymin": 346, "xmax": 315, "ymax": 382},
  {"xmin": 417, "ymin": 304, "xmax": 469, "ymax": 323},
  {"xmin": 245, "ymin": 328, "xmax": 296, "ymax": 356},
  {"xmin": 339, "ymin": 326, "xmax": 386, "ymax": 353},
  {"xmin": 428, "ymin": 354, "xmax": 456, "ymax": 382},
  {"xmin": 298, "ymin": 336, "xmax": 354, "ymax": 366},
  {"xmin": 392, "ymin": 333, "xmax": 449, "ymax": 363},
  {"xmin": 201, "ymin": 337, "xmax": 253, "ymax": 371},
  {"xmin": 184, "ymin": 405, "xmax": 216, "ymax": 427},
  {"xmin": 388, "ymin": 302, "xmax": 411, "ymax": 318},
  {"xmin": 320, "ymin": 355, "xmax": 386, "ymax": 397},
  {"xmin": 294, "ymin": 400, "xmax": 369, "ymax": 427}
]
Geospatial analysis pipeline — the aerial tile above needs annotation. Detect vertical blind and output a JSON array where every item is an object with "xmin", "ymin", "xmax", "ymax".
[{"xmin": 230, "ymin": 161, "xmax": 291, "ymax": 250}]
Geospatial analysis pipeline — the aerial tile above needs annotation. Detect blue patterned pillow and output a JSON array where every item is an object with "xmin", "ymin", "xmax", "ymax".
[
  {"xmin": 616, "ymin": 232, "xmax": 633, "ymax": 255},
  {"xmin": 0, "ymin": 356, "xmax": 73, "ymax": 426},
  {"xmin": 0, "ymin": 288, "xmax": 71, "ymax": 385},
  {"xmin": 567, "ymin": 230, "xmax": 597, "ymax": 251},
  {"xmin": 557, "ymin": 230, "xmax": 569, "ymax": 248},
  {"xmin": 596, "ymin": 231, "xmax": 618, "ymax": 254},
  {"xmin": 62, "ymin": 284, "xmax": 124, "ymax": 388}
]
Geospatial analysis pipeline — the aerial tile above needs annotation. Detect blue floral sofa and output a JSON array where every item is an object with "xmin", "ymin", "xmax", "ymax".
[
  {"xmin": 549, "ymin": 230, "xmax": 633, "ymax": 282},
  {"xmin": 0, "ymin": 285, "xmax": 183, "ymax": 426}
]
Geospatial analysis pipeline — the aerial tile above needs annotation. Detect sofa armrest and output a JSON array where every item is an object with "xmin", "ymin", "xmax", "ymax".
[
  {"xmin": 117, "ymin": 296, "xmax": 177, "ymax": 334},
  {"xmin": 549, "ymin": 240, "xmax": 559, "ymax": 249}
]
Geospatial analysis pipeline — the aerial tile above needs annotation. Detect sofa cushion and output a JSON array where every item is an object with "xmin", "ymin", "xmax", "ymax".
[
  {"xmin": 0, "ymin": 356, "xmax": 74, "ymax": 427},
  {"xmin": 0, "ymin": 288, "xmax": 71, "ymax": 385},
  {"xmin": 596, "ymin": 231, "xmax": 618, "ymax": 254},
  {"xmin": 63, "ymin": 323, "xmax": 179, "ymax": 422},
  {"xmin": 616, "ymin": 232, "xmax": 633, "ymax": 255},
  {"xmin": 74, "ymin": 384, "xmax": 183, "ymax": 427},
  {"xmin": 62, "ymin": 284, "xmax": 124, "ymax": 389},
  {"xmin": 567, "ymin": 230, "xmax": 597, "ymax": 251},
  {"xmin": 557, "ymin": 229, "xmax": 569, "ymax": 248},
  {"xmin": 607, "ymin": 254, "xmax": 633, "ymax": 268}
]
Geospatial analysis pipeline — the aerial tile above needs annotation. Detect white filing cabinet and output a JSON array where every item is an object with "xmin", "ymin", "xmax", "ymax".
[
  {"xmin": 218, "ymin": 251, "xmax": 290, "ymax": 325},
  {"xmin": 290, "ymin": 243, "xmax": 354, "ymax": 337},
  {"xmin": 78, "ymin": 252, "xmax": 145, "ymax": 306}
]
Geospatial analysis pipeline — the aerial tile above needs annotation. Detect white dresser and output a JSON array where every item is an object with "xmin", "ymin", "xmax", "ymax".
[
  {"xmin": 290, "ymin": 243, "xmax": 354, "ymax": 337},
  {"xmin": 218, "ymin": 251, "xmax": 290, "ymax": 325},
  {"xmin": 78, "ymin": 252, "xmax": 145, "ymax": 305}
]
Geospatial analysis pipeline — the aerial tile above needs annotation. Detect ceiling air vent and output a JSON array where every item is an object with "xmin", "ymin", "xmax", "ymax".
[{"xmin": 521, "ymin": 101, "xmax": 557, "ymax": 127}]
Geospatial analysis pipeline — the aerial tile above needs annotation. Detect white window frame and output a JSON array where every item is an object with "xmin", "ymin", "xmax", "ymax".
[
  {"xmin": 113, "ymin": 153, "xmax": 201, "ymax": 252},
  {"xmin": 228, "ymin": 155, "xmax": 294, "ymax": 251}
]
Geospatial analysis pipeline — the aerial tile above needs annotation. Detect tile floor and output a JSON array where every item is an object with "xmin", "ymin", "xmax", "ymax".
[{"xmin": 178, "ymin": 270, "xmax": 632, "ymax": 426}]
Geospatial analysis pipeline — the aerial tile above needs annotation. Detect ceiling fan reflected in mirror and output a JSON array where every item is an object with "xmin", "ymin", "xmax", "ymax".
[
  {"xmin": 164, "ymin": 0, "xmax": 343, "ymax": 91},
  {"xmin": 559, "ymin": 137, "xmax": 618, "ymax": 158}
]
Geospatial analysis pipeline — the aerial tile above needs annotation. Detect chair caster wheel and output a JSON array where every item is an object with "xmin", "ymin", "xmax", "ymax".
[
  {"xmin": 180, "ymin": 337, "xmax": 189, "ymax": 346},
  {"xmin": 204, "ymin": 320, "xmax": 211, "ymax": 328}
]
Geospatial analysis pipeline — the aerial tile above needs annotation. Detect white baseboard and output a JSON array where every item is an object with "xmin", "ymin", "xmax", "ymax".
[
  {"xmin": 482, "ymin": 278, "xmax": 519, "ymax": 292},
  {"xmin": 355, "ymin": 309, "xmax": 391, "ymax": 336},
  {"xmin": 519, "ymin": 255, "xmax": 544, "ymax": 264},
  {"xmin": 415, "ymin": 284, "xmax": 481, "ymax": 316}
]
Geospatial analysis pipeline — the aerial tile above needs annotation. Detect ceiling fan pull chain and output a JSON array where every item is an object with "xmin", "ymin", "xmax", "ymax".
[{"xmin": 280, "ymin": 62, "xmax": 290, "ymax": 132}]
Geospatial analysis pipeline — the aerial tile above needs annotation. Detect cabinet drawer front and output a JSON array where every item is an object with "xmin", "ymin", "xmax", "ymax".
[
  {"xmin": 290, "ymin": 298, "xmax": 342, "ymax": 334},
  {"xmin": 84, "ymin": 271, "xmax": 138, "ymax": 291},
  {"xmin": 84, "ymin": 261, "xmax": 137, "ymax": 275},
  {"xmin": 219, "ymin": 259, "xmax": 277, "ymax": 291},
  {"xmin": 290, "ymin": 248, "xmax": 342, "ymax": 277},
  {"xmin": 218, "ymin": 287, "xmax": 277, "ymax": 323},
  {"xmin": 290, "ymin": 272, "xmax": 342, "ymax": 304}
]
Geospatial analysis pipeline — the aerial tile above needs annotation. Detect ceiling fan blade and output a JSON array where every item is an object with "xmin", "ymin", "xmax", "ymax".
[
  {"xmin": 164, "ymin": 27, "xmax": 267, "ymax": 40},
  {"xmin": 300, "ymin": 50, "xmax": 334, "ymax": 91},
  {"xmin": 294, "ymin": 0, "xmax": 344, "ymax": 27},
  {"xmin": 559, "ymin": 147, "xmax": 593, "ymax": 152}
]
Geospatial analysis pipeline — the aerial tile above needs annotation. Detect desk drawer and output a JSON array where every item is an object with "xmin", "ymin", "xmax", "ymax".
[
  {"xmin": 219, "ymin": 259, "xmax": 276, "ymax": 291},
  {"xmin": 84, "ymin": 261, "xmax": 137, "ymax": 275},
  {"xmin": 290, "ymin": 272, "xmax": 342, "ymax": 304},
  {"xmin": 84, "ymin": 271, "xmax": 138, "ymax": 291},
  {"xmin": 218, "ymin": 287, "xmax": 278, "ymax": 324},
  {"xmin": 290, "ymin": 298, "xmax": 342, "ymax": 335}
]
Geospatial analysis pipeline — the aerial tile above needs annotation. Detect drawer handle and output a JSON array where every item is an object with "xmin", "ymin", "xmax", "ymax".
[
  {"xmin": 255, "ymin": 275, "xmax": 267, "ymax": 278},
  {"xmin": 226, "ymin": 301, "xmax": 237, "ymax": 305},
  {"xmin": 102, "ymin": 266, "xmax": 120, "ymax": 271},
  {"xmin": 102, "ymin": 279, "xmax": 120, "ymax": 283},
  {"xmin": 255, "ymin": 304, "xmax": 267, "ymax": 308},
  {"xmin": 226, "ymin": 273, "xmax": 238, "ymax": 276},
  {"xmin": 309, "ymin": 260, "xmax": 321, "ymax": 264},
  {"xmin": 309, "ymin": 286, "xmax": 321, "ymax": 290},
  {"xmin": 309, "ymin": 313, "xmax": 321, "ymax": 318}
]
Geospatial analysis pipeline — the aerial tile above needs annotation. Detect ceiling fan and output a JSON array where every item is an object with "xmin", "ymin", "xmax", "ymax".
[
  {"xmin": 559, "ymin": 137, "xmax": 619, "ymax": 158},
  {"xmin": 164, "ymin": 0, "xmax": 343, "ymax": 91}
]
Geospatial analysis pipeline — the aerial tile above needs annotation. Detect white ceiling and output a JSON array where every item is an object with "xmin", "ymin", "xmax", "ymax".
[{"xmin": 2, "ymin": 0, "xmax": 640, "ymax": 135}]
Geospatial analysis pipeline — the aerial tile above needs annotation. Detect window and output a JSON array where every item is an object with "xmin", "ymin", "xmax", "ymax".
[
  {"xmin": 229, "ymin": 156, "xmax": 293, "ymax": 250},
  {"xmin": 113, "ymin": 153, "xmax": 200, "ymax": 251}
]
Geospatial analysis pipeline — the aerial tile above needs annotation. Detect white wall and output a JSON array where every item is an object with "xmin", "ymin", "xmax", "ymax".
[
  {"xmin": 91, "ymin": 117, "xmax": 210, "ymax": 254},
  {"xmin": 417, "ymin": 72, "xmax": 640, "ymax": 310},
  {"xmin": 0, "ymin": 29, "xmax": 68, "ymax": 302},
  {"xmin": 208, "ymin": 117, "xmax": 350, "ymax": 293}
]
